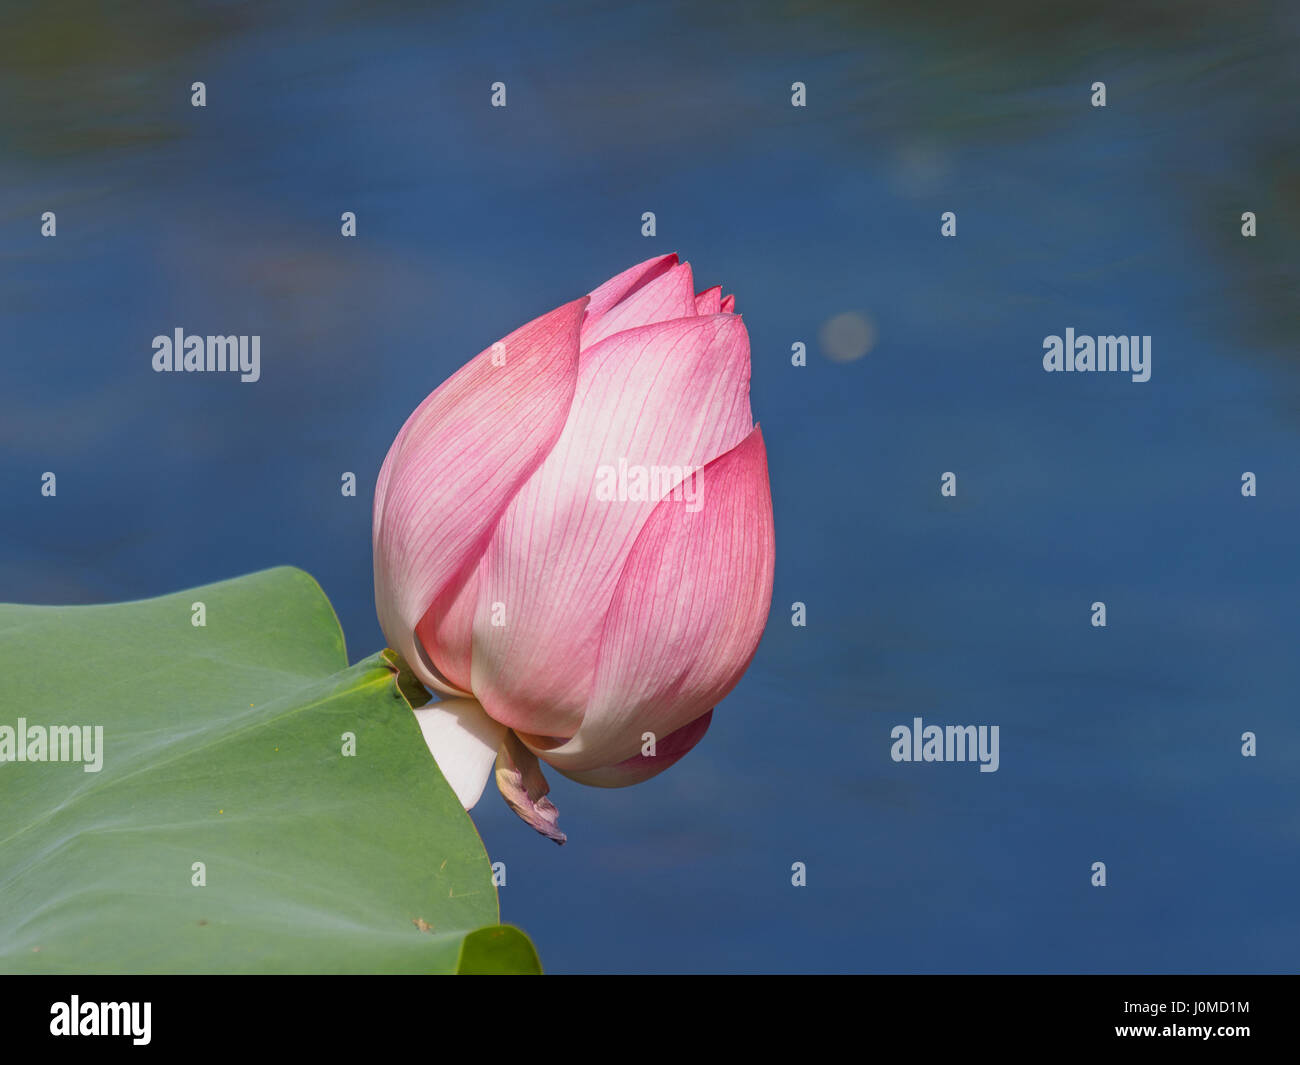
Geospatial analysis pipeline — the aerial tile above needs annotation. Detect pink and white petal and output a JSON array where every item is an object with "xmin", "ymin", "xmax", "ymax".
[
  {"xmin": 373, "ymin": 296, "xmax": 586, "ymax": 695},
  {"xmin": 584, "ymin": 253, "xmax": 678, "ymax": 328},
  {"xmin": 412, "ymin": 698, "xmax": 508, "ymax": 810},
  {"xmin": 693, "ymin": 286, "xmax": 722, "ymax": 315},
  {"xmin": 550, "ymin": 710, "xmax": 713, "ymax": 788},
  {"xmin": 469, "ymin": 314, "xmax": 756, "ymax": 739},
  {"xmin": 580, "ymin": 262, "xmax": 698, "ymax": 350},
  {"xmin": 415, "ymin": 566, "xmax": 478, "ymax": 694},
  {"xmin": 720, "ymin": 293, "xmax": 736, "ymax": 314},
  {"xmin": 534, "ymin": 427, "xmax": 774, "ymax": 773}
]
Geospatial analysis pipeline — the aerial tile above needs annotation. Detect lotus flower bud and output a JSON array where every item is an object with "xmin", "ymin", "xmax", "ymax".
[{"xmin": 374, "ymin": 254, "xmax": 774, "ymax": 841}]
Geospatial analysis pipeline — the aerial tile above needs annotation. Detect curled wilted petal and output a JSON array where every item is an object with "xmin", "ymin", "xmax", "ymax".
[{"xmin": 495, "ymin": 731, "xmax": 566, "ymax": 845}]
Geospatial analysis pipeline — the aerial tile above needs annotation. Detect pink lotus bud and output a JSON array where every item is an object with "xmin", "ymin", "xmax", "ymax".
[{"xmin": 374, "ymin": 254, "xmax": 774, "ymax": 842}]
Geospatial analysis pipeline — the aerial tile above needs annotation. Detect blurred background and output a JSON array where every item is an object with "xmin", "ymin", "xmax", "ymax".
[{"xmin": 2, "ymin": 0, "xmax": 1298, "ymax": 973}]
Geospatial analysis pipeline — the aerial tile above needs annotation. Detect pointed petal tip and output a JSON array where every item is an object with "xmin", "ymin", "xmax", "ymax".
[{"xmin": 693, "ymin": 285, "xmax": 722, "ymax": 315}]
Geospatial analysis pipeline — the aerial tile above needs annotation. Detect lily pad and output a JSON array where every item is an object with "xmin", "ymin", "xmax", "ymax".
[{"xmin": 0, "ymin": 566, "xmax": 539, "ymax": 974}]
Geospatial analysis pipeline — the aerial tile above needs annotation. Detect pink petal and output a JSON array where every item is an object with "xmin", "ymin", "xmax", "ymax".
[
  {"xmin": 532, "ymin": 426, "xmax": 774, "ymax": 774},
  {"xmin": 693, "ymin": 286, "xmax": 722, "ymax": 315},
  {"xmin": 580, "ymin": 262, "xmax": 698, "ymax": 349},
  {"xmin": 553, "ymin": 710, "xmax": 712, "ymax": 788},
  {"xmin": 583, "ymin": 253, "xmax": 678, "ymax": 326},
  {"xmin": 470, "ymin": 314, "xmax": 756, "ymax": 739},
  {"xmin": 373, "ymin": 296, "xmax": 586, "ymax": 695},
  {"xmin": 415, "ymin": 567, "xmax": 478, "ymax": 694},
  {"xmin": 720, "ymin": 293, "xmax": 736, "ymax": 314}
]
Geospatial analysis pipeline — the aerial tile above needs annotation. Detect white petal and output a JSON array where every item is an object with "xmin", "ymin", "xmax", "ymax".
[{"xmin": 411, "ymin": 698, "xmax": 507, "ymax": 809}]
